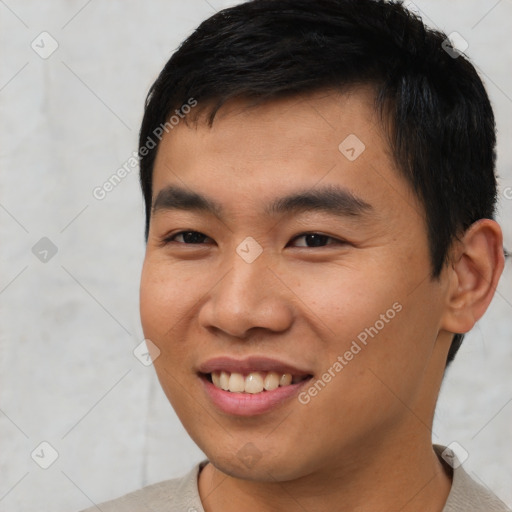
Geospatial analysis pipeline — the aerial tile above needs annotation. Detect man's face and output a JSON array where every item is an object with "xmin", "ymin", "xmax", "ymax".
[{"xmin": 140, "ymin": 89, "xmax": 452, "ymax": 481}]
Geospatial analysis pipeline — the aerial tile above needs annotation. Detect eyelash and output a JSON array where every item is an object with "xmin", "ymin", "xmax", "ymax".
[{"xmin": 161, "ymin": 231, "xmax": 345, "ymax": 248}]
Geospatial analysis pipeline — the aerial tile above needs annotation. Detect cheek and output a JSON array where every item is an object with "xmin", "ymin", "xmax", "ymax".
[
  {"xmin": 292, "ymin": 262, "xmax": 401, "ymax": 346},
  {"xmin": 139, "ymin": 257, "xmax": 213, "ymax": 384},
  {"xmin": 307, "ymin": 286, "xmax": 441, "ymax": 424},
  {"xmin": 139, "ymin": 261, "xmax": 197, "ymax": 406},
  {"xmin": 139, "ymin": 257, "xmax": 197, "ymax": 338},
  {"xmin": 295, "ymin": 261, "xmax": 435, "ymax": 393}
]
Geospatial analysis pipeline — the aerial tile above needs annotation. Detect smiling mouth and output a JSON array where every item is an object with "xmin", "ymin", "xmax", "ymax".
[{"xmin": 203, "ymin": 371, "xmax": 313, "ymax": 394}]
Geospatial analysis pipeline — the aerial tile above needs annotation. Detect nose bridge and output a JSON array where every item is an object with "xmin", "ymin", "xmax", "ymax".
[
  {"xmin": 201, "ymin": 241, "xmax": 293, "ymax": 337},
  {"xmin": 222, "ymin": 244, "xmax": 273, "ymax": 313}
]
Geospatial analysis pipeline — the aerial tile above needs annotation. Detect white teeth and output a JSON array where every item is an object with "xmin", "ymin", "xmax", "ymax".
[
  {"xmin": 228, "ymin": 372, "xmax": 245, "ymax": 392},
  {"xmin": 212, "ymin": 372, "xmax": 222, "ymax": 388},
  {"xmin": 245, "ymin": 373, "xmax": 264, "ymax": 394},
  {"xmin": 210, "ymin": 370, "xmax": 307, "ymax": 393},
  {"xmin": 219, "ymin": 371, "xmax": 230, "ymax": 391},
  {"xmin": 263, "ymin": 371, "xmax": 280, "ymax": 391}
]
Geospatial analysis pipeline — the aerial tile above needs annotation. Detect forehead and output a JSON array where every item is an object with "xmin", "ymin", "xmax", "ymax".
[
  {"xmin": 161, "ymin": 88, "xmax": 385, "ymax": 163},
  {"xmin": 151, "ymin": 88, "xmax": 422, "ymax": 224}
]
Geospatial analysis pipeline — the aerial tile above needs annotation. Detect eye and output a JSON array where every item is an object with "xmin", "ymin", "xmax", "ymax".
[
  {"xmin": 162, "ymin": 230, "xmax": 212, "ymax": 244},
  {"xmin": 289, "ymin": 233, "xmax": 344, "ymax": 248}
]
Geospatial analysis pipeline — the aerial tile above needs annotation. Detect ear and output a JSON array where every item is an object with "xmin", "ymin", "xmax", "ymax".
[{"xmin": 440, "ymin": 219, "xmax": 505, "ymax": 334}]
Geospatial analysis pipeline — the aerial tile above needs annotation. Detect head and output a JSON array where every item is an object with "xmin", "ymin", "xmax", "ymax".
[{"xmin": 138, "ymin": 0, "xmax": 504, "ymax": 482}]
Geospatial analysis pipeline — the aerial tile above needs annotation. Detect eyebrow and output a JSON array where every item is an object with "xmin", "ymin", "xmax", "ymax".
[
  {"xmin": 265, "ymin": 184, "xmax": 373, "ymax": 218},
  {"xmin": 152, "ymin": 185, "xmax": 223, "ymax": 217},
  {"xmin": 152, "ymin": 184, "xmax": 373, "ymax": 220}
]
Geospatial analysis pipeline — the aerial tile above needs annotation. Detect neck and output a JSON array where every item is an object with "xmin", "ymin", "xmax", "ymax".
[{"xmin": 198, "ymin": 431, "xmax": 452, "ymax": 512}]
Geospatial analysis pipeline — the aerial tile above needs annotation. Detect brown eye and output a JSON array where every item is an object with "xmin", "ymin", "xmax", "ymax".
[
  {"xmin": 290, "ymin": 233, "xmax": 342, "ymax": 248},
  {"xmin": 164, "ymin": 231, "xmax": 211, "ymax": 244}
]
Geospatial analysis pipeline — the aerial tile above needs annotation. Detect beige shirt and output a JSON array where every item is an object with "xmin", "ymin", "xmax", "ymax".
[{"xmin": 80, "ymin": 446, "xmax": 511, "ymax": 511}]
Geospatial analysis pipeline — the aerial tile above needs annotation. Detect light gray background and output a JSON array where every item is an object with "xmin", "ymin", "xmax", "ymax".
[{"xmin": 1, "ymin": 1, "xmax": 511, "ymax": 511}]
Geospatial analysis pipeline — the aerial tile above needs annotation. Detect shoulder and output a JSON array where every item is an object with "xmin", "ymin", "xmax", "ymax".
[
  {"xmin": 78, "ymin": 460, "xmax": 207, "ymax": 512},
  {"xmin": 434, "ymin": 445, "xmax": 511, "ymax": 512}
]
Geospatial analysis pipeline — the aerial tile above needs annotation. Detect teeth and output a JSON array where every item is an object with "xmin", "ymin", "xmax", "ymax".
[
  {"xmin": 279, "ymin": 373, "xmax": 292, "ymax": 386},
  {"xmin": 228, "ymin": 372, "xmax": 245, "ymax": 392},
  {"xmin": 212, "ymin": 372, "xmax": 222, "ymax": 388},
  {"xmin": 220, "ymin": 371, "xmax": 230, "ymax": 391},
  {"xmin": 263, "ymin": 372, "xmax": 280, "ymax": 391},
  {"xmin": 209, "ymin": 370, "xmax": 307, "ymax": 393},
  {"xmin": 245, "ymin": 373, "xmax": 264, "ymax": 394}
]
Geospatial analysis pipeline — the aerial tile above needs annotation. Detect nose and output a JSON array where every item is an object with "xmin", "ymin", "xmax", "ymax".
[{"xmin": 198, "ymin": 249, "xmax": 294, "ymax": 339}]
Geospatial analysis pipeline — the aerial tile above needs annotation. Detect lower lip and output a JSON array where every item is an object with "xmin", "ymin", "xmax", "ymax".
[{"xmin": 200, "ymin": 375, "xmax": 312, "ymax": 416}]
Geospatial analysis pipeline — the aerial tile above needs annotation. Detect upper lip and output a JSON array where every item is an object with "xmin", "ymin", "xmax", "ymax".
[{"xmin": 197, "ymin": 356, "xmax": 312, "ymax": 377}]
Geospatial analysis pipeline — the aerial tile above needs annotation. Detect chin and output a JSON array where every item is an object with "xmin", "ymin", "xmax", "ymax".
[
  {"xmin": 200, "ymin": 438, "xmax": 313, "ymax": 483},
  {"xmin": 209, "ymin": 455, "xmax": 294, "ymax": 482}
]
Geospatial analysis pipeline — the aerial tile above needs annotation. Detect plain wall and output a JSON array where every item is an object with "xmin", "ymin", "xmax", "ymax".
[{"xmin": 1, "ymin": 1, "xmax": 511, "ymax": 510}]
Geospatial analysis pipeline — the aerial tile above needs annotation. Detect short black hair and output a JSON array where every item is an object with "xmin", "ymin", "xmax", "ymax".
[{"xmin": 138, "ymin": 0, "xmax": 498, "ymax": 365}]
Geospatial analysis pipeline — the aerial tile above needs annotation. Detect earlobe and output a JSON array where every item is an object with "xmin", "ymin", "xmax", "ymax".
[{"xmin": 440, "ymin": 219, "xmax": 505, "ymax": 335}]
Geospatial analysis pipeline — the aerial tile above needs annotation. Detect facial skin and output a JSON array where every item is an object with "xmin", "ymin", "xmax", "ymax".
[{"xmin": 139, "ymin": 89, "xmax": 504, "ymax": 512}]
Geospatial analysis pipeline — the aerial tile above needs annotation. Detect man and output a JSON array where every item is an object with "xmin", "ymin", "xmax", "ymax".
[{"xmin": 83, "ymin": 0, "xmax": 509, "ymax": 510}]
